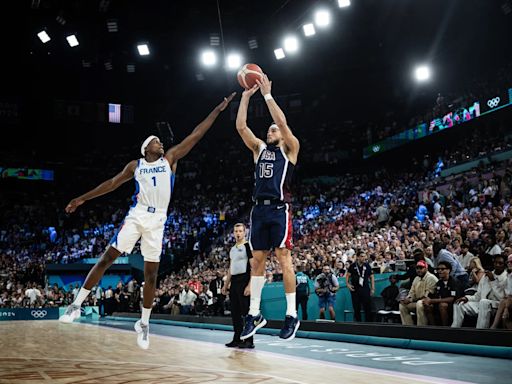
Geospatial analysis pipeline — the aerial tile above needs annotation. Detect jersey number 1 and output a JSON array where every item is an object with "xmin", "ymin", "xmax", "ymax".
[{"xmin": 151, "ymin": 176, "xmax": 156, "ymax": 187}]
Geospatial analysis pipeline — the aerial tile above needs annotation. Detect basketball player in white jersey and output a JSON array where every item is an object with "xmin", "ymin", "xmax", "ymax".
[{"xmin": 59, "ymin": 92, "xmax": 235, "ymax": 350}]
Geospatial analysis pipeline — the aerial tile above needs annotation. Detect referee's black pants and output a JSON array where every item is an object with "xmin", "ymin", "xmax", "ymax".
[
  {"xmin": 350, "ymin": 288, "xmax": 373, "ymax": 322},
  {"xmin": 230, "ymin": 275, "xmax": 253, "ymax": 343},
  {"xmin": 296, "ymin": 293, "xmax": 309, "ymax": 320}
]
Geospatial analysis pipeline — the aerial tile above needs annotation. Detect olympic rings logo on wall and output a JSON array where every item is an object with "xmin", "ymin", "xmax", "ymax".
[
  {"xmin": 30, "ymin": 310, "xmax": 48, "ymax": 319},
  {"xmin": 487, "ymin": 97, "xmax": 500, "ymax": 109}
]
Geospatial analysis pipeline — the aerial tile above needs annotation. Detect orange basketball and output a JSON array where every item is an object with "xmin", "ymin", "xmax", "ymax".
[{"xmin": 237, "ymin": 63, "xmax": 264, "ymax": 89}]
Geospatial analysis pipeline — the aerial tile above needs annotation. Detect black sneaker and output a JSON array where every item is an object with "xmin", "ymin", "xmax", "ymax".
[
  {"xmin": 238, "ymin": 340, "xmax": 255, "ymax": 349},
  {"xmin": 225, "ymin": 340, "xmax": 241, "ymax": 348},
  {"xmin": 240, "ymin": 313, "xmax": 267, "ymax": 340},
  {"xmin": 279, "ymin": 315, "xmax": 300, "ymax": 341}
]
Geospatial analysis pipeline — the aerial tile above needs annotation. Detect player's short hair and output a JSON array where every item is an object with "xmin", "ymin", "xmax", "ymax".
[{"xmin": 234, "ymin": 223, "xmax": 246, "ymax": 230}]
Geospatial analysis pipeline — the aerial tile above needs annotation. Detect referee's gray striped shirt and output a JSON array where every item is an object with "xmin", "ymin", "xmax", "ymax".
[{"xmin": 230, "ymin": 242, "xmax": 250, "ymax": 276}]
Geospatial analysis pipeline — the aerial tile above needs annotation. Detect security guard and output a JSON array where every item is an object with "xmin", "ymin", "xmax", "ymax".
[{"xmin": 222, "ymin": 223, "xmax": 253, "ymax": 348}]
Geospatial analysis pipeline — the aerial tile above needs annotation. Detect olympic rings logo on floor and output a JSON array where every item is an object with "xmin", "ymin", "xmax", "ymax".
[
  {"xmin": 30, "ymin": 310, "xmax": 48, "ymax": 319},
  {"xmin": 487, "ymin": 97, "xmax": 500, "ymax": 108}
]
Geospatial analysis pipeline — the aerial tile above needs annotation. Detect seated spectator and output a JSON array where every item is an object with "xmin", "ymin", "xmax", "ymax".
[
  {"xmin": 452, "ymin": 254, "xmax": 508, "ymax": 328},
  {"xmin": 24, "ymin": 282, "xmax": 42, "ymax": 307},
  {"xmin": 491, "ymin": 254, "xmax": 512, "ymax": 329},
  {"xmin": 399, "ymin": 260, "xmax": 438, "ymax": 326},
  {"xmin": 466, "ymin": 256, "xmax": 485, "ymax": 295},
  {"xmin": 423, "ymin": 261, "xmax": 464, "ymax": 326},
  {"xmin": 394, "ymin": 248, "xmax": 431, "ymax": 289},
  {"xmin": 381, "ymin": 275, "xmax": 399, "ymax": 311},
  {"xmin": 179, "ymin": 285, "xmax": 197, "ymax": 315},
  {"xmin": 163, "ymin": 288, "xmax": 180, "ymax": 316},
  {"xmin": 433, "ymin": 241, "xmax": 468, "ymax": 288},
  {"xmin": 457, "ymin": 243, "xmax": 474, "ymax": 270}
]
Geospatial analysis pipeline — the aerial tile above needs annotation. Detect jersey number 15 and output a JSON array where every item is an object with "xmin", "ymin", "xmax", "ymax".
[{"xmin": 259, "ymin": 163, "xmax": 274, "ymax": 178}]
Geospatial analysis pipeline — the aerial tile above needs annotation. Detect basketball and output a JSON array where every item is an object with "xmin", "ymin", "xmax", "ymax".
[{"xmin": 237, "ymin": 63, "xmax": 264, "ymax": 89}]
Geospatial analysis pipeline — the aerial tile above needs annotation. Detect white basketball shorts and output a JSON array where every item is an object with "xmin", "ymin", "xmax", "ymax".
[{"xmin": 109, "ymin": 204, "xmax": 166, "ymax": 262}]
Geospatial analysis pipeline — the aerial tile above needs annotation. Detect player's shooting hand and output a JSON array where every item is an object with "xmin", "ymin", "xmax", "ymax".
[
  {"xmin": 256, "ymin": 74, "xmax": 272, "ymax": 96},
  {"xmin": 217, "ymin": 92, "xmax": 237, "ymax": 111},
  {"xmin": 65, "ymin": 198, "xmax": 85, "ymax": 213},
  {"xmin": 242, "ymin": 84, "xmax": 259, "ymax": 99}
]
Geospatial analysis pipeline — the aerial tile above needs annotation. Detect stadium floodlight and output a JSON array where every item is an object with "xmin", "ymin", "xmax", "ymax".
[
  {"xmin": 414, "ymin": 65, "xmax": 431, "ymax": 82},
  {"xmin": 338, "ymin": 0, "xmax": 351, "ymax": 8},
  {"xmin": 248, "ymin": 37, "xmax": 258, "ymax": 49},
  {"xmin": 303, "ymin": 23, "xmax": 316, "ymax": 37},
  {"xmin": 66, "ymin": 34, "xmax": 79, "ymax": 47},
  {"xmin": 226, "ymin": 53, "xmax": 242, "ymax": 70},
  {"xmin": 56, "ymin": 15, "xmax": 66, "ymax": 26},
  {"xmin": 107, "ymin": 19, "xmax": 118, "ymax": 32},
  {"xmin": 137, "ymin": 44, "xmax": 150, "ymax": 56},
  {"xmin": 274, "ymin": 48, "xmax": 285, "ymax": 60},
  {"xmin": 314, "ymin": 10, "xmax": 331, "ymax": 27},
  {"xmin": 37, "ymin": 30, "xmax": 51, "ymax": 43},
  {"xmin": 283, "ymin": 35, "xmax": 299, "ymax": 53},
  {"xmin": 210, "ymin": 33, "xmax": 220, "ymax": 46},
  {"xmin": 201, "ymin": 50, "xmax": 217, "ymax": 66}
]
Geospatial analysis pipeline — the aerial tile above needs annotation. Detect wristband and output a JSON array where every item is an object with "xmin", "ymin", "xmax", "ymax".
[{"xmin": 263, "ymin": 93, "xmax": 273, "ymax": 101}]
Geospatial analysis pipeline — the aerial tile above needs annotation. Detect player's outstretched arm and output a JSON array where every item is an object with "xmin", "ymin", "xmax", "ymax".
[
  {"xmin": 165, "ymin": 92, "xmax": 236, "ymax": 165},
  {"xmin": 256, "ymin": 75, "xmax": 300, "ymax": 157},
  {"xmin": 65, "ymin": 160, "xmax": 137, "ymax": 213},
  {"xmin": 236, "ymin": 85, "xmax": 265, "ymax": 158}
]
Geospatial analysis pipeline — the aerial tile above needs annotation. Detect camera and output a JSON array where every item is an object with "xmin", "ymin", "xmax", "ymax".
[{"xmin": 316, "ymin": 272, "xmax": 334, "ymax": 296}]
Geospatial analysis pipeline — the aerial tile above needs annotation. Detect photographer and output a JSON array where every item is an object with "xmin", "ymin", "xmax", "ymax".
[
  {"xmin": 346, "ymin": 250, "xmax": 375, "ymax": 322},
  {"xmin": 314, "ymin": 264, "xmax": 339, "ymax": 321}
]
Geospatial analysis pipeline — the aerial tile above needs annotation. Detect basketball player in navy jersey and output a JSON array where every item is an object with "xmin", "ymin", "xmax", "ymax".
[
  {"xmin": 236, "ymin": 75, "xmax": 301, "ymax": 340},
  {"xmin": 59, "ymin": 92, "xmax": 235, "ymax": 350}
]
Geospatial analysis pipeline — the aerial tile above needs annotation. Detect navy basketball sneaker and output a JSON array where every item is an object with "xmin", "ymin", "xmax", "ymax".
[
  {"xmin": 279, "ymin": 315, "xmax": 300, "ymax": 340},
  {"xmin": 240, "ymin": 313, "xmax": 267, "ymax": 340}
]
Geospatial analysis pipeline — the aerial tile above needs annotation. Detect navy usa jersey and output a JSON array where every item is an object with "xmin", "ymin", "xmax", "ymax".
[{"xmin": 253, "ymin": 144, "xmax": 294, "ymax": 203}]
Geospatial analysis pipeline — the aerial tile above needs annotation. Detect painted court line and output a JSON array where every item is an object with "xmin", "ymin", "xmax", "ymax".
[
  {"xmin": 83, "ymin": 321, "xmax": 475, "ymax": 384},
  {"xmin": 0, "ymin": 356, "xmax": 308, "ymax": 384}
]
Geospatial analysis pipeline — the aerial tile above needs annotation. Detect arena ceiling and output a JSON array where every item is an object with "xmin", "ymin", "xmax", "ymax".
[{"xmin": 0, "ymin": 0, "xmax": 511, "ymax": 153}]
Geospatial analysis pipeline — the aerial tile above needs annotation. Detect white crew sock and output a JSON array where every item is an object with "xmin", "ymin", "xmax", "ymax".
[
  {"xmin": 285, "ymin": 292, "xmax": 297, "ymax": 317},
  {"xmin": 141, "ymin": 307, "xmax": 152, "ymax": 325},
  {"xmin": 72, "ymin": 288, "xmax": 91, "ymax": 307},
  {"xmin": 248, "ymin": 276, "xmax": 265, "ymax": 316}
]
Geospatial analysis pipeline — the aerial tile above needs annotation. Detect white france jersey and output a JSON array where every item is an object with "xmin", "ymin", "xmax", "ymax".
[{"xmin": 131, "ymin": 157, "xmax": 174, "ymax": 211}]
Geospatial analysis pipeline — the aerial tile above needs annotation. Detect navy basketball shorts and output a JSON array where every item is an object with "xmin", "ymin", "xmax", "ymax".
[{"xmin": 249, "ymin": 203, "xmax": 293, "ymax": 251}]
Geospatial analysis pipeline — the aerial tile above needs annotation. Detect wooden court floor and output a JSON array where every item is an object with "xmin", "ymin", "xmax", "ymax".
[{"xmin": 0, "ymin": 321, "xmax": 466, "ymax": 384}]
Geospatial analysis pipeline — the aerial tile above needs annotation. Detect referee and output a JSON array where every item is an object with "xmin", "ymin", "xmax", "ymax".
[{"xmin": 222, "ymin": 223, "xmax": 254, "ymax": 349}]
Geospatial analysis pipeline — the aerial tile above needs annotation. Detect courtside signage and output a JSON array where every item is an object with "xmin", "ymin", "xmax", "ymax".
[{"xmin": 0, "ymin": 308, "xmax": 59, "ymax": 321}]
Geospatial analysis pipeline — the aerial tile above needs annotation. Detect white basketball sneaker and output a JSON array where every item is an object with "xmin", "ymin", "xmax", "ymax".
[
  {"xmin": 59, "ymin": 304, "xmax": 81, "ymax": 323},
  {"xmin": 134, "ymin": 320, "xmax": 149, "ymax": 350}
]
